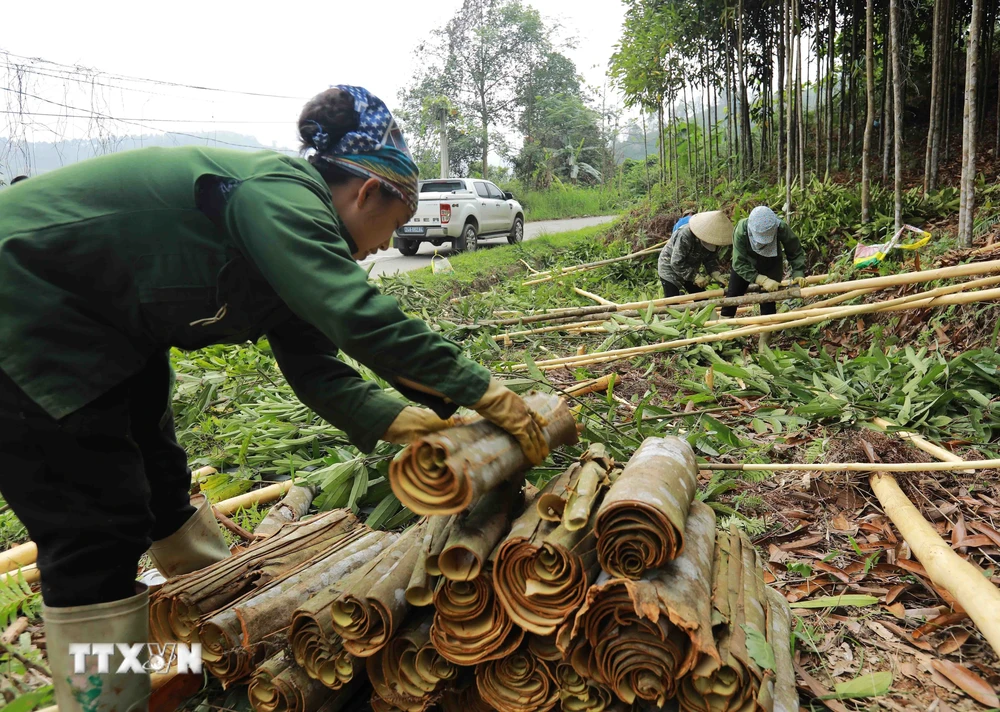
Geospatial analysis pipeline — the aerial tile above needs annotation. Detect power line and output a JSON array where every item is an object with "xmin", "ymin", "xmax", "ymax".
[
  {"xmin": 1, "ymin": 50, "xmax": 309, "ymax": 101},
  {"xmin": 0, "ymin": 111, "xmax": 289, "ymax": 124},
  {"xmin": 0, "ymin": 87, "xmax": 297, "ymax": 152}
]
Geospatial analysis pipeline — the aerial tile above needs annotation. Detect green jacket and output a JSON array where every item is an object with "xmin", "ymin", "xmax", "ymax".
[
  {"xmin": 0, "ymin": 147, "xmax": 490, "ymax": 452},
  {"xmin": 731, "ymin": 217, "xmax": 807, "ymax": 283},
  {"xmin": 656, "ymin": 224, "xmax": 719, "ymax": 287}
]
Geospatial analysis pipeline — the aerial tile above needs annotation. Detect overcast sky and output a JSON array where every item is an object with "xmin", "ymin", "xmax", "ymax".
[{"xmin": 1, "ymin": 0, "xmax": 626, "ymax": 151}]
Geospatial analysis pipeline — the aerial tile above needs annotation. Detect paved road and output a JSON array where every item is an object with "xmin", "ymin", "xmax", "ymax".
[{"xmin": 360, "ymin": 215, "xmax": 618, "ymax": 278}]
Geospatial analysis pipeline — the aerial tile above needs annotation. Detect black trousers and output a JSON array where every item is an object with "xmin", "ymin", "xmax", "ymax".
[
  {"xmin": 719, "ymin": 257, "xmax": 784, "ymax": 318},
  {"xmin": 0, "ymin": 351, "xmax": 194, "ymax": 607},
  {"xmin": 661, "ymin": 279, "xmax": 697, "ymax": 299}
]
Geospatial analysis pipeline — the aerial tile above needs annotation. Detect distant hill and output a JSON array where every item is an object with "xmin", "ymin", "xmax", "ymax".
[{"xmin": 0, "ymin": 131, "xmax": 298, "ymax": 182}]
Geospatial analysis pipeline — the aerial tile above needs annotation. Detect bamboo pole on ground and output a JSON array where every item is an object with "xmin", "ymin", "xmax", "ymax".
[
  {"xmin": 573, "ymin": 288, "xmax": 616, "ymax": 306},
  {"xmin": 501, "ymin": 261, "xmax": 998, "ymax": 328},
  {"xmin": 522, "ymin": 243, "xmax": 667, "ymax": 286},
  {"xmin": 796, "ymin": 286, "xmax": 878, "ymax": 309},
  {"xmin": 872, "ymin": 417, "xmax": 975, "ymax": 473},
  {"xmin": 870, "ymin": 473, "xmax": 1000, "ymax": 655},
  {"xmin": 253, "ymin": 485, "xmax": 319, "ymax": 539},
  {"xmin": 0, "ymin": 542, "xmax": 36, "ymax": 575},
  {"xmin": 515, "ymin": 275, "xmax": 1000, "ymax": 372},
  {"xmin": 485, "ymin": 275, "xmax": 831, "ymax": 328},
  {"xmin": 497, "ymin": 282, "xmax": 1000, "ymax": 341},
  {"xmin": 703, "ymin": 459, "xmax": 1000, "ymax": 472},
  {"xmin": 559, "ymin": 375, "xmax": 614, "ymax": 398}
]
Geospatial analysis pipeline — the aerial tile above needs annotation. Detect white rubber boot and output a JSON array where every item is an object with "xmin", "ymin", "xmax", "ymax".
[
  {"xmin": 44, "ymin": 586, "xmax": 151, "ymax": 712},
  {"xmin": 147, "ymin": 495, "xmax": 231, "ymax": 578}
]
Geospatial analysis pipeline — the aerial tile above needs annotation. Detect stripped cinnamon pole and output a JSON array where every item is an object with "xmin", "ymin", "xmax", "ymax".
[
  {"xmin": 594, "ymin": 437, "xmax": 698, "ymax": 579},
  {"xmin": 254, "ymin": 485, "xmax": 319, "ymax": 539},
  {"xmin": 389, "ymin": 393, "xmax": 578, "ymax": 515},
  {"xmin": 557, "ymin": 502, "xmax": 718, "ymax": 707},
  {"xmin": 149, "ymin": 509, "xmax": 361, "ymax": 645}
]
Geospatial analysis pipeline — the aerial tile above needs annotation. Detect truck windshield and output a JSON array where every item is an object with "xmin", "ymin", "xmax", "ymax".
[{"xmin": 420, "ymin": 181, "xmax": 467, "ymax": 193}]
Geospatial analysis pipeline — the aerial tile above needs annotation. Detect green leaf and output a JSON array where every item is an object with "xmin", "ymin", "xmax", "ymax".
[
  {"xmin": 789, "ymin": 594, "xmax": 880, "ymax": 609},
  {"xmin": 3, "ymin": 685, "xmax": 54, "ymax": 712},
  {"xmin": 826, "ymin": 672, "xmax": 893, "ymax": 699},
  {"xmin": 967, "ymin": 389, "xmax": 991, "ymax": 407},
  {"xmin": 365, "ymin": 493, "xmax": 401, "ymax": 530},
  {"xmin": 741, "ymin": 623, "xmax": 775, "ymax": 671}
]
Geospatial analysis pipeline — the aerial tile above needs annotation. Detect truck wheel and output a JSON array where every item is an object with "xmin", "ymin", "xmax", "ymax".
[
  {"xmin": 396, "ymin": 239, "xmax": 420, "ymax": 256},
  {"xmin": 456, "ymin": 223, "xmax": 478, "ymax": 252},
  {"xmin": 507, "ymin": 216, "xmax": 524, "ymax": 245}
]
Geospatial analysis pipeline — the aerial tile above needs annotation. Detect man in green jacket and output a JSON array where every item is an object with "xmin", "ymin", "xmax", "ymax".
[
  {"xmin": 719, "ymin": 205, "xmax": 807, "ymax": 320},
  {"xmin": 0, "ymin": 85, "xmax": 546, "ymax": 712}
]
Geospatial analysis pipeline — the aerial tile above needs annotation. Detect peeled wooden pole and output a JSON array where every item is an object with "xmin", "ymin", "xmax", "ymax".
[
  {"xmin": 796, "ymin": 286, "xmax": 878, "ymax": 310},
  {"xmin": 498, "ymin": 281, "xmax": 1000, "ymax": 339},
  {"xmin": 872, "ymin": 417, "xmax": 974, "ymax": 473},
  {"xmin": 573, "ymin": 288, "xmax": 616, "ymax": 306},
  {"xmin": 517, "ymin": 275, "xmax": 1000, "ymax": 372},
  {"xmin": 522, "ymin": 243, "xmax": 666, "ymax": 286},
  {"xmin": 487, "ymin": 275, "xmax": 830, "ymax": 328},
  {"xmin": 705, "ymin": 459, "xmax": 1000, "ymax": 472},
  {"xmin": 253, "ymin": 485, "xmax": 319, "ymax": 539},
  {"xmin": 0, "ymin": 542, "xmax": 36, "ymax": 576},
  {"xmin": 870, "ymin": 473, "xmax": 1000, "ymax": 655}
]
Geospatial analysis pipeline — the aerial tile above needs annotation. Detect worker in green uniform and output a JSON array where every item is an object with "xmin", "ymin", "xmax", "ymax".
[
  {"xmin": 719, "ymin": 205, "xmax": 806, "ymax": 350},
  {"xmin": 0, "ymin": 85, "xmax": 548, "ymax": 712}
]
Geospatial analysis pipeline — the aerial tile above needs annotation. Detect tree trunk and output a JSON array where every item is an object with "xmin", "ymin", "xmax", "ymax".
[
  {"xmin": 943, "ymin": 8, "xmax": 954, "ymax": 163},
  {"xmin": 737, "ymin": 0, "xmax": 753, "ymax": 175},
  {"xmin": 848, "ymin": 0, "xmax": 859, "ymax": 161},
  {"xmin": 837, "ymin": 29, "xmax": 847, "ymax": 169},
  {"xmin": 641, "ymin": 112, "xmax": 651, "ymax": 194},
  {"xmin": 826, "ymin": 0, "xmax": 836, "ymax": 178},
  {"xmin": 779, "ymin": 0, "xmax": 787, "ymax": 186},
  {"xmin": 725, "ymin": 2, "xmax": 735, "ymax": 182},
  {"xmin": 683, "ymin": 82, "xmax": 696, "ymax": 196},
  {"xmin": 890, "ymin": 0, "xmax": 904, "ymax": 231},
  {"xmin": 882, "ymin": 22, "xmax": 893, "ymax": 185},
  {"xmin": 658, "ymin": 104, "xmax": 666, "ymax": 185},
  {"xmin": 796, "ymin": 0, "xmax": 806, "ymax": 189},
  {"xmin": 815, "ymin": 0, "xmax": 822, "ymax": 177},
  {"xmin": 924, "ymin": 0, "xmax": 946, "ymax": 194},
  {"xmin": 957, "ymin": 0, "xmax": 984, "ymax": 247},
  {"xmin": 785, "ymin": 0, "xmax": 796, "ymax": 211},
  {"xmin": 862, "ymin": 0, "xmax": 875, "ymax": 223}
]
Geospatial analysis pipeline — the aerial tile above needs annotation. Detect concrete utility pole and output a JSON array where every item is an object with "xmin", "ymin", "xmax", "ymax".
[{"xmin": 438, "ymin": 107, "xmax": 449, "ymax": 179}]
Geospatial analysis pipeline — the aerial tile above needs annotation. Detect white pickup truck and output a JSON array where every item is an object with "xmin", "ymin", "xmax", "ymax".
[{"xmin": 393, "ymin": 178, "xmax": 525, "ymax": 255}]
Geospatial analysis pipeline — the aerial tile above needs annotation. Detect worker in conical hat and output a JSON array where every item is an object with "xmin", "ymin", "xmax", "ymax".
[{"xmin": 656, "ymin": 210, "xmax": 733, "ymax": 299}]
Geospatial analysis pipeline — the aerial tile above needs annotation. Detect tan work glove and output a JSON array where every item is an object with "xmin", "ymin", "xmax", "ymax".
[
  {"xmin": 382, "ymin": 406, "xmax": 455, "ymax": 444},
  {"xmin": 755, "ymin": 274, "xmax": 782, "ymax": 293},
  {"xmin": 791, "ymin": 274, "xmax": 808, "ymax": 289},
  {"xmin": 710, "ymin": 271, "xmax": 729, "ymax": 288},
  {"xmin": 694, "ymin": 274, "xmax": 709, "ymax": 289},
  {"xmin": 472, "ymin": 379, "xmax": 550, "ymax": 465}
]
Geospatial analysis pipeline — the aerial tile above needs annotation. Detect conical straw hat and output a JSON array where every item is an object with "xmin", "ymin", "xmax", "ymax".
[{"xmin": 688, "ymin": 210, "xmax": 734, "ymax": 246}]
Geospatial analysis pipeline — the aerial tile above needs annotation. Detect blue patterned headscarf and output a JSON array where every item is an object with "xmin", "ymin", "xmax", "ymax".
[{"xmin": 306, "ymin": 85, "xmax": 419, "ymax": 213}]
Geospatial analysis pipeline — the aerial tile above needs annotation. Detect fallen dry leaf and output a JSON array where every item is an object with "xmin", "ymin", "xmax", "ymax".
[
  {"xmin": 831, "ymin": 512, "xmax": 855, "ymax": 532},
  {"xmin": 885, "ymin": 602, "xmax": 906, "ymax": 619},
  {"xmin": 814, "ymin": 561, "xmax": 852, "ymax": 583},
  {"xmin": 937, "ymin": 629, "xmax": 971, "ymax": 655},
  {"xmin": 914, "ymin": 612, "xmax": 969, "ymax": 639},
  {"xmin": 793, "ymin": 661, "xmax": 850, "ymax": 712},
  {"xmin": 885, "ymin": 584, "xmax": 911, "ymax": 605},
  {"xmin": 930, "ymin": 660, "xmax": 1000, "ymax": 708},
  {"xmin": 865, "ymin": 620, "xmax": 896, "ymax": 642},
  {"xmin": 899, "ymin": 661, "xmax": 920, "ymax": 681},
  {"xmin": 953, "ymin": 535, "xmax": 994, "ymax": 548},
  {"xmin": 780, "ymin": 534, "xmax": 825, "ymax": 551}
]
